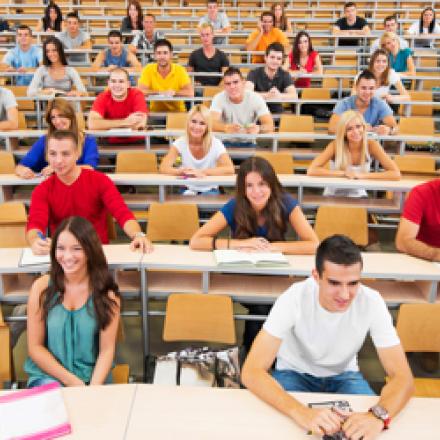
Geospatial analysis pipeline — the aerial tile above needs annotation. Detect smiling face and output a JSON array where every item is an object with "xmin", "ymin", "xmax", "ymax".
[
  {"xmin": 313, "ymin": 261, "xmax": 361, "ymax": 312},
  {"xmin": 261, "ymin": 14, "xmax": 274, "ymax": 33},
  {"xmin": 49, "ymin": 7, "xmax": 58, "ymax": 23},
  {"xmin": 422, "ymin": 9, "xmax": 435, "ymax": 27},
  {"xmin": 384, "ymin": 18, "xmax": 398, "ymax": 33},
  {"xmin": 47, "ymin": 137, "xmax": 80, "ymax": 180},
  {"xmin": 297, "ymin": 34, "xmax": 310, "ymax": 53},
  {"xmin": 245, "ymin": 171, "xmax": 271, "ymax": 212},
  {"xmin": 128, "ymin": 4, "xmax": 138, "ymax": 20},
  {"xmin": 66, "ymin": 17, "xmax": 79, "ymax": 36},
  {"xmin": 143, "ymin": 15, "xmax": 155, "ymax": 33},
  {"xmin": 273, "ymin": 5, "xmax": 283, "ymax": 19},
  {"xmin": 344, "ymin": 5, "xmax": 357, "ymax": 22},
  {"xmin": 356, "ymin": 78, "xmax": 376, "ymax": 105},
  {"xmin": 17, "ymin": 28, "xmax": 31, "ymax": 50},
  {"xmin": 154, "ymin": 45, "xmax": 172, "ymax": 68},
  {"xmin": 45, "ymin": 42, "xmax": 59, "ymax": 64},
  {"xmin": 207, "ymin": 2, "xmax": 218, "ymax": 20},
  {"xmin": 345, "ymin": 117, "xmax": 364, "ymax": 144},
  {"xmin": 382, "ymin": 36, "xmax": 398, "ymax": 53},
  {"xmin": 108, "ymin": 36, "xmax": 123, "ymax": 55},
  {"xmin": 265, "ymin": 49, "xmax": 284, "ymax": 71},
  {"xmin": 55, "ymin": 230, "xmax": 87, "ymax": 276},
  {"xmin": 50, "ymin": 108, "xmax": 71, "ymax": 131},
  {"xmin": 188, "ymin": 112, "xmax": 207, "ymax": 140},
  {"xmin": 108, "ymin": 70, "xmax": 130, "ymax": 100},
  {"xmin": 372, "ymin": 53, "xmax": 388, "ymax": 74}
]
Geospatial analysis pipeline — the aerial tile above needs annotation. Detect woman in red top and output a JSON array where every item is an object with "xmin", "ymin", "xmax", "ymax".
[{"xmin": 287, "ymin": 31, "xmax": 323, "ymax": 88}]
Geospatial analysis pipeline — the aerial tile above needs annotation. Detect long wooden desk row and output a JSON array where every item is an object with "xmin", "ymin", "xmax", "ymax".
[
  {"xmin": 2, "ymin": 129, "xmax": 440, "ymax": 155},
  {"xmin": 0, "ymin": 172, "xmax": 430, "ymax": 214},
  {"xmin": 1, "ymin": 244, "xmax": 440, "ymax": 365},
  {"xmin": 2, "ymin": 384, "xmax": 439, "ymax": 439}
]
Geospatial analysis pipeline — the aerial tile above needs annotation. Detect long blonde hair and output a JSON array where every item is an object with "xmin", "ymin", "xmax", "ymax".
[
  {"xmin": 185, "ymin": 104, "xmax": 213, "ymax": 155},
  {"xmin": 380, "ymin": 31, "xmax": 400, "ymax": 52},
  {"xmin": 334, "ymin": 110, "xmax": 369, "ymax": 170}
]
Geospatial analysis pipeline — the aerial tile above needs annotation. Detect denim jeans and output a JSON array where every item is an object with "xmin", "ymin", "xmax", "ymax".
[
  {"xmin": 223, "ymin": 141, "xmax": 256, "ymax": 148},
  {"xmin": 272, "ymin": 369, "xmax": 375, "ymax": 395},
  {"xmin": 28, "ymin": 377, "xmax": 61, "ymax": 388}
]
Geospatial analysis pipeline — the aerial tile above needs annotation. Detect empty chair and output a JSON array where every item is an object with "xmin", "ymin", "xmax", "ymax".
[
  {"xmin": 115, "ymin": 151, "xmax": 158, "ymax": 174},
  {"xmin": 278, "ymin": 114, "xmax": 315, "ymax": 143},
  {"xmin": 314, "ymin": 205, "xmax": 368, "ymax": 247},
  {"xmin": 398, "ymin": 116, "xmax": 435, "ymax": 147},
  {"xmin": 146, "ymin": 202, "xmax": 199, "ymax": 242},
  {"xmin": 0, "ymin": 306, "xmax": 11, "ymax": 388},
  {"xmin": 0, "ymin": 151, "xmax": 16, "ymax": 174},
  {"xmin": 399, "ymin": 91, "xmax": 433, "ymax": 117},
  {"xmin": 393, "ymin": 155, "xmax": 436, "ymax": 174},
  {"xmin": 255, "ymin": 152, "xmax": 294, "ymax": 174},
  {"xmin": 396, "ymin": 304, "xmax": 440, "ymax": 397},
  {"xmin": 166, "ymin": 113, "xmax": 187, "ymax": 131},
  {"xmin": 164, "ymin": 293, "xmax": 236, "ymax": 344}
]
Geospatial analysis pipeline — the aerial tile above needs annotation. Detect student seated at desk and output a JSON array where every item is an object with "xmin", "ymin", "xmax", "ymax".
[
  {"xmin": 308, "ymin": 110, "xmax": 400, "ymax": 197},
  {"xmin": 352, "ymin": 50, "xmax": 409, "ymax": 104},
  {"xmin": 15, "ymin": 98, "xmax": 98, "ymax": 179},
  {"xmin": 241, "ymin": 234, "xmax": 414, "ymax": 439},
  {"xmin": 35, "ymin": 2, "xmax": 64, "ymax": 32},
  {"xmin": 25, "ymin": 216, "xmax": 121, "ymax": 387},
  {"xmin": 92, "ymin": 30, "xmax": 141, "ymax": 72},
  {"xmin": 406, "ymin": 7, "xmax": 440, "ymax": 48},
  {"xmin": 26, "ymin": 130, "xmax": 152, "ymax": 255},
  {"xmin": 190, "ymin": 156, "xmax": 318, "ymax": 350},
  {"xmin": 380, "ymin": 32, "xmax": 415, "ymax": 76},
  {"xmin": 159, "ymin": 104, "xmax": 234, "ymax": 195},
  {"xmin": 27, "ymin": 36, "xmax": 86, "ymax": 97}
]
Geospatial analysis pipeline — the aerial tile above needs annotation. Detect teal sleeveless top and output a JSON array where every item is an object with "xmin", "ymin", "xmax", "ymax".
[{"xmin": 25, "ymin": 293, "xmax": 109, "ymax": 387}]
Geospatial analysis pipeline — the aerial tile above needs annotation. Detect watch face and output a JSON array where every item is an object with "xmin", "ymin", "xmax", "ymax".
[{"xmin": 371, "ymin": 405, "xmax": 389, "ymax": 420}]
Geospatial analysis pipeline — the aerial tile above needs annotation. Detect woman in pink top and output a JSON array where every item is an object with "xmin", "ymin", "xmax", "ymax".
[{"xmin": 287, "ymin": 31, "xmax": 323, "ymax": 88}]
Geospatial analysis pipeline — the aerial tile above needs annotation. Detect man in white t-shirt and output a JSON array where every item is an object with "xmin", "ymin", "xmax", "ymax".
[
  {"xmin": 242, "ymin": 235, "xmax": 413, "ymax": 439},
  {"xmin": 210, "ymin": 66, "xmax": 274, "ymax": 147}
]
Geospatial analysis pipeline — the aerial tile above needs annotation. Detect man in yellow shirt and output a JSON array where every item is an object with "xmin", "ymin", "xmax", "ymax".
[
  {"xmin": 138, "ymin": 39, "xmax": 194, "ymax": 112},
  {"xmin": 246, "ymin": 11, "xmax": 289, "ymax": 64}
]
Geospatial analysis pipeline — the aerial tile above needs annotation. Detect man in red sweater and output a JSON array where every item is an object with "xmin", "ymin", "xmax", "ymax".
[{"xmin": 27, "ymin": 130, "xmax": 153, "ymax": 255}]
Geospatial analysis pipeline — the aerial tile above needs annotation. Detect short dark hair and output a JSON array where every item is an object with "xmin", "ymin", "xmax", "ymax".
[
  {"xmin": 207, "ymin": 0, "xmax": 218, "ymax": 4},
  {"xmin": 384, "ymin": 14, "xmax": 398, "ymax": 25},
  {"xmin": 108, "ymin": 30, "xmax": 122, "ymax": 40},
  {"xmin": 154, "ymin": 38, "xmax": 173, "ymax": 52},
  {"xmin": 344, "ymin": 2, "xmax": 356, "ymax": 9},
  {"xmin": 144, "ymin": 13, "xmax": 155, "ymax": 20},
  {"xmin": 355, "ymin": 69, "xmax": 376, "ymax": 85},
  {"xmin": 315, "ymin": 235, "xmax": 363, "ymax": 277},
  {"xmin": 17, "ymin": 24, "xmax": 32, "ymax": 35},
  {"xmin": 66, "ymin": 11, "xmax": 80, "ymax": 21},
  {"xmin": 261, "ymin": 11, "xmax": 275, "ymax": 21},
  {"xmin": 47, "ymin": 130, "xmax": 78, "ymax": 149},
  {"xmin": 266, "ymin": 42, "xmax": 285, "ymax": 56},
  {"xmin": 223, "ymin": 66, "xmax": 243, "ymax": 79}
]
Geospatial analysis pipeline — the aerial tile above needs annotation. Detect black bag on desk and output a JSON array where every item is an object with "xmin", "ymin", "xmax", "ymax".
[{"xmin": 152, "ymin": 346, "xmax": 240, "ymax": 388}]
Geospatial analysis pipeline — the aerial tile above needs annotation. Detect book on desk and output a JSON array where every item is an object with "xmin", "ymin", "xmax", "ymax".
[
  {"xmin": 19, "ymin": 248, "xmax": 50, "ymax": 267},
  {"xmin": 214, "ymin": 250, "xmax": 289, "ymax": 267}
]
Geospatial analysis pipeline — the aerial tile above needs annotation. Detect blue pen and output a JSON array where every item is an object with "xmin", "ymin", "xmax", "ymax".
[{"xmin": 37, "ymin": 231, "xmax": 46, "ymax": 241}]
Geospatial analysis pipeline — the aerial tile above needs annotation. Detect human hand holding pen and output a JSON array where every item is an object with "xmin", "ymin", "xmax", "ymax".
[{"xmin": 31, "ymin": 231, "xmax": 51, "ymax": 255}]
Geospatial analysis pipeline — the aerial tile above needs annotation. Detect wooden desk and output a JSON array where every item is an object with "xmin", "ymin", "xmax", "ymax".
[{"xmin": 126, "ymin": 384, "xmax": 440, "ymax": 440}]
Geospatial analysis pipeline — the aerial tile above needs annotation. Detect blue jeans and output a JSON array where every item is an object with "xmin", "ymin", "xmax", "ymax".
[
  {"xmin": 28, "ymin": 377, "xmax": 61, "ymax": 388},
  {"xmin": 272, "ymin": 369, "xmax": 375, "ymax": 395},
  {"xmin": 223, "ymin": 141, "xmax": 256, "ymax": 148}
]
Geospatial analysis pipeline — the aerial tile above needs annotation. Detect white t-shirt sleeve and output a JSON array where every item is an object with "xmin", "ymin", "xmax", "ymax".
[
  {"xmin": 388, "ymin": 69, "xmax": 400, "ymax": 86},
  {"xmin": 172, "ymin": 136, "xmax": 186, "ymax": 154},
  {"xmin": 252, "ymin": 92, "xmax": 271, "ymax": 117},
  {"xmin": 209, "ymin": 92, "xmax": 225, "ymax": 113},
  {"xmin": 263, "ymin": 286, "xmax": 300, "ymax": 339},
  {"xmin": 211, "ymin": 136, "xmax": 227, "ymax": 159},
  {"xmin": 368, "ymin": 293, "xmax": 400, "ymax": 348}
]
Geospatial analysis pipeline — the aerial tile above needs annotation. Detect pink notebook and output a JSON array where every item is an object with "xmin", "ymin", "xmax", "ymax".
[{"xmin": 0, "ymin": 382, "xmax": 71, "ymax": 439}]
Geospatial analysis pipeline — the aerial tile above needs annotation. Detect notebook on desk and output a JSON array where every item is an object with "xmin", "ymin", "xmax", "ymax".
[
  {"xmin": 214, "ymin": 250, "xmax": 289, "ymax": 267},
  {"xmin": 0, "ymin": 382, "xmax": 71, "ymax": 439},
  {"xmin": 19, "ymin": 248, "xmax": 50, "ymax": 267}
]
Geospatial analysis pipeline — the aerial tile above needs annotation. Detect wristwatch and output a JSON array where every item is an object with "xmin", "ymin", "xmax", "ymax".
[
  {"xmin": 134, "ymin": 232, "xmax": 146, "ymax": 238},
  {"xmin": 369, "ymin": 405, "xmax": 391, "ymax": 430}
]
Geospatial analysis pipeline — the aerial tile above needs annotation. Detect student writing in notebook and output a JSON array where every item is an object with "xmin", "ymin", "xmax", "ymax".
[
  {"xmin": 25, "ymin": 216, "xmax": 121, "ymax": 387},
  {"xmin": 190, "ymin": 156, "xmax": 318, "ymax": 350}
]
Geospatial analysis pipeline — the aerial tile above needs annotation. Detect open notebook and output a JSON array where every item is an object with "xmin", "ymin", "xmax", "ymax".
[
  {"xmin": 214, "ymin": 250, "xmax": 289, "ymax": 267},
  {"xmin": 19, "ymin": 248, "xmax": 50, "ymax": 267},
  {"xmin": 0, "ymin": 382, "xmax": 71, "ymax": 439}
]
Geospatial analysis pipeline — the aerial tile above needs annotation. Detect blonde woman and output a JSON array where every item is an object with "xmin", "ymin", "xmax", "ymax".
[
  {"xmin": 307, "ymin": 110, "xmax": 400, "ymax": 197},
  {"xmin": 352, "ymin": 49, "xmax": 409, "ymax": 103},
  {"xmin": 159, "ymin": 104, "xmax": 234, "ymax": 195},
  {"xmin": 380, "ymin": 31, "xmax": 415, "ymax": 75}
]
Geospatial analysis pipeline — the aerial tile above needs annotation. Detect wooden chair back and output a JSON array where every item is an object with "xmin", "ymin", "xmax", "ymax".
[
  {"xmin": 398, "ymin": 117, "xmax": 435, "ymax": 146},
  {"xmin": 163, "ymin": 293, "xmax": 236, "ymax": 344},
  {"xmin": 146, "ymin": 203, "xmax": 199, "ymax": 242},
  {"xmin": 396, "ymin": 304, "xmax": 440, "ymax": 352},
  {"xmin": 6, "ymin": 86, "xmax": 34, "ymax": 111},
  {"xmin": 255, "ymin": 152, "xmax": 294, "ymax": 174},
  {"xmin": 0, "ymin": 151, "xmax": 16, "ymax": 174},
  {"xmin": 399, "ymin": 91, "xmax": 433, "ymax": 117},
  {"xmin": 393, "ymin": 155, "xmax": 436, "ymax": 174},
  {"xmin": 314, "ymin": 205, "xmax": 368, "ymax": 246},
  {"xmin": 301, "ymin": 88, "xmax": 331, "ymax": 100},
  {"xmin": 18, "ymin": 111, "xmax": 27, "ymax": 129},
  {"xmin": 166, "ymin": 112, "xmax": 187, "ymax": 130},
  {"xmin": 115, "ymin": 152, "xmax": 158, "ymax": 174},
  {"xmin": 0, "ymin": 307, "xmax": 11, "ymax": 386},
  {"xmin": 278, "ymin": 114, "xmax": 314, "ymax": 143},
  {"xmin": 0, "ymin": 202, "xmax": 28, "ymax": 248}
]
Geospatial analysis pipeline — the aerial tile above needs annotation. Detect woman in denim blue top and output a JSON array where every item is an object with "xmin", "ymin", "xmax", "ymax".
[
  {"xmin": 15, "ymin": 98, "xmax": 98, "ymax": 179},
  {"xmin": 25, "ymin": 216, "xmax": 121, "ymax": 388},
  {"xmin": 190, "ymin": 156, "xmax": 318, "ymax": 349}
]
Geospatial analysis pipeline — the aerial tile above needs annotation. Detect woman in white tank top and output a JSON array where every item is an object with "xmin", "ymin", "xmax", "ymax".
[{"xmin": 307, "ymin": 110, "xmax": 401, "ymax": 197}]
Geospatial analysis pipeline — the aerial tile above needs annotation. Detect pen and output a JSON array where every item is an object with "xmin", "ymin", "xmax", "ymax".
[{"xmin": 37, "ymin": 231, "xmax": 46, "ymax": 241}]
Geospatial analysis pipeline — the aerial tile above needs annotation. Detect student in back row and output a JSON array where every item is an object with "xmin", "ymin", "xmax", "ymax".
[{"xmin": 25, "ymin": 216, "xmax": 121, "ymax": 387}]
